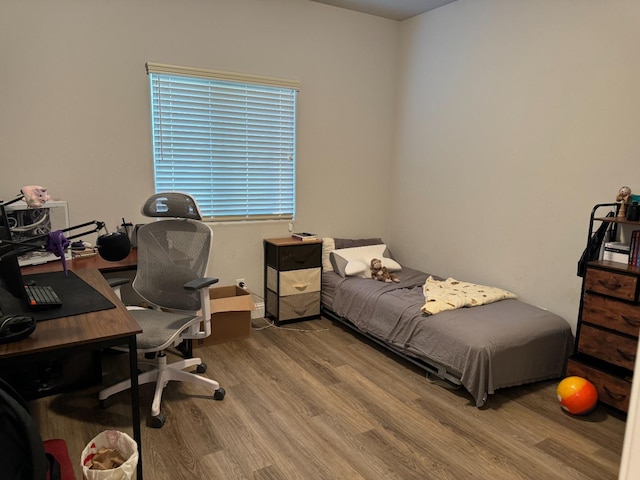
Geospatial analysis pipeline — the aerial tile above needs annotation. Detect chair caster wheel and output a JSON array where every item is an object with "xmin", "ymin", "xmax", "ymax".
[
  {"xmin": 149, "ymin": 413, "xmax": 166, "ymax": 428},
  {"xmin": 214, "ymin": 387, "xmax": 226, "ymax": 400},
  {"xmin": 196, "ymin": 363, "xmax": 207, "ymax": 374},
  {"xmin": 99, "ymin": 399, "xmax": 109, "ymax": 409}
]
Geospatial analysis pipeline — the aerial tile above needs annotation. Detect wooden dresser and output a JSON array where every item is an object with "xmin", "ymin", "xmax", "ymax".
[
  {"xmin": 567, "ymin": 260, "xmax": 640, "ymax": 412},
  {"xmin": 263, "ymin": 237, "xmax": 322, "ymax": 325}
]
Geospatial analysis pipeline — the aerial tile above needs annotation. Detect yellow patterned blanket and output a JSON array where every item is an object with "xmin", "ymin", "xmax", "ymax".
[{"xmin": 421, "ymin": 276, "xmax": 517, "ymax": 315}]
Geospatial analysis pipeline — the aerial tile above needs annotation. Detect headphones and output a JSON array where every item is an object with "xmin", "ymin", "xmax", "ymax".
[{"xmin": 0, "ymin": 315, "xmax": 36, "ymax": 344}]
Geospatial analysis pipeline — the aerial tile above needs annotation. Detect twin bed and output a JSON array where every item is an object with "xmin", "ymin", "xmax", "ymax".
[{"xmin": 320, "ymin": 238, "xmax": 573, "ymax": 407}]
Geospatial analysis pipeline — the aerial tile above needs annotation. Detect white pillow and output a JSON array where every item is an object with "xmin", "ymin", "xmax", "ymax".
[
  {"xmin": 322, "ymin": 237, "xmax": 335, "ymax": 272},
  {"xmin": 329, "ymin": 254, "xmax": 368, "ymax": 277},
  {"xmin": 330, "ymin": 244, "xmax": 401, "ymax": 278}
]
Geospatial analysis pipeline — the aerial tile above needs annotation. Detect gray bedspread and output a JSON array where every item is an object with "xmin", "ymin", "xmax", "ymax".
[{"xmin": 326, "ymin": 267, "xmax": 573, "ymax": 407}]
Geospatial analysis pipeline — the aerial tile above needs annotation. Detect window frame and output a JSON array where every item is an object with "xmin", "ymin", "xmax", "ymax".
[{"xmin": 146, "ymin": 62, "xmax": 300, "ymax": 222}]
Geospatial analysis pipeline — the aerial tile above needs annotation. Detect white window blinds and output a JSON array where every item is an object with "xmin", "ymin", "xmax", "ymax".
[{"xmin": 146, "ymin": 62, "xmax": 299, "ymax": 221}]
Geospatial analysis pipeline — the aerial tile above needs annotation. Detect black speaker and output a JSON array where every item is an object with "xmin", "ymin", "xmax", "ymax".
[{"xmin": 96, "ymin": 232, "xmax": 131, "ymax": 261}]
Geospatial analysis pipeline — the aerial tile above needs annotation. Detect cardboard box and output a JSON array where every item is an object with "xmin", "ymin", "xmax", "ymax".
[{"xmin": 195, "ymin": 286, "xmax": 255, "ymax": 347}]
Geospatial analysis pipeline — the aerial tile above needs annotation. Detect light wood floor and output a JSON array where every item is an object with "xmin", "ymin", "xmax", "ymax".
[{"xmin": 32, "ymin": 316, "xmax": 627, "ymax": 480}]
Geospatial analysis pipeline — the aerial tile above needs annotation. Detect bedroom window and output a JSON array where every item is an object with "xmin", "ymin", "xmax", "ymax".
[{"xmin": 146, "ymin": 62, "xmax": 299, "ymax": 221}]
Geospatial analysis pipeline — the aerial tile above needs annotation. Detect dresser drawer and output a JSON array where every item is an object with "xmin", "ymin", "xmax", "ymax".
[
  {"xmin": 266, "ymin": 243, "xmax": 322, "ymax": 271},
  {"xmin": 278, "ymin": 268, "xmax": 320, "ymax": 296},
  {"xmin": 585, "ymin": 268, "xmax": 638, "ymax": 301},
  {"xmin": 267, "ymin": 267, "xmax": 321, "ymax": 295},
  {"xmin": 566, "ymin": 358, "xmax": 632, "ymax": 412},
  {"xmin": 582, "ymin": 293, "xmax": 640, "ymax": 337},
  {"xmin": 278, "ymin": 292, "xmax": 320, "ymax": 321},
  {"xmin": 266, "ymin": 266, "xmax": 278, "ymax": 292},
  {"xmin": 577, "ymin": 324, "xmax": 637, "ymax": 370}
]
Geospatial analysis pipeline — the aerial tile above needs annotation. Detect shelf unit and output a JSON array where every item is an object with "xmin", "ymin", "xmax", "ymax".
[{"xmin": 567, "ymin": 204, "xmax": 640, "ymax": 412}]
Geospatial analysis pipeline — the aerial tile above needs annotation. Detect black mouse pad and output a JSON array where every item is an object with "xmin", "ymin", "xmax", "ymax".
[{"xmin": 0, "ymin": 271, "xmax": 115, "ymax": 322}]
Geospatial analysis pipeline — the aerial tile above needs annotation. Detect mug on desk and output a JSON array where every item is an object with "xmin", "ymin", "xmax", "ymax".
[{"xmin": 117, "ymin": 222, "xmax": 143, "ymax": 248}]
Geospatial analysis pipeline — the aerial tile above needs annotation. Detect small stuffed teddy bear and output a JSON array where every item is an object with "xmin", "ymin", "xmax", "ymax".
[{"xmin": 370, "ymin": 258, "xmax": 399, "ymax": 283}]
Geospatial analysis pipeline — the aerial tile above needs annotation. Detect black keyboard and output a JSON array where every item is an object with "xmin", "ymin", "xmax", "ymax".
[{"xmin": 24, "ymin": 285, "xmax": 63, "ymax": 310}]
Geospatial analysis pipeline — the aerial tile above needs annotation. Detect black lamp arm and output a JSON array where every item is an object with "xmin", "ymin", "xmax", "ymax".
[
  {"xmin": 0, "ymin": 194, "xmax": 26, "ymax": 208},
  {"xmin": 0, "ymin": 220, "xmax": 106, "ymax": 253},
  {"xmin": 28, "ymin": 220, "xmax": 105, "ymax": 242}
]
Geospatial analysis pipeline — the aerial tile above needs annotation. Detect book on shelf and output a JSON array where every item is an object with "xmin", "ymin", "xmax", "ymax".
[
  {"xmin": 629, "ymin": 230, "xmax": 640, "ymax": 268},
  {"xmin": 603, "ymin": 241, "xmax": 630, "ymax": 263},
  {"xmin": 292, "ymin": 232, "xmax": 318, "ymax": 241}
]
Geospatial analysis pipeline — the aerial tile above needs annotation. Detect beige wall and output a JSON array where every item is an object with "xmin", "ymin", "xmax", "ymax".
[
  {"xmin": 0, "ymin": 0, "xmax": 399, "ymax": 296},
  {"xmin": 3, "ymin": 0, "xmax": 640, "ymax": 473},
  {"xmin": 3, "ymin": 0, "xmax": 640, "ymax": 327},
  {"xmin": 391, "ymin": 0, "xmax": 640, "ymax": 327}
]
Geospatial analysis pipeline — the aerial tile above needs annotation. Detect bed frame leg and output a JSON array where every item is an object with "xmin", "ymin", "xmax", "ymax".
[{"xmin": 425, "ymin": 371, "xmax": 460, "ymax": 391}]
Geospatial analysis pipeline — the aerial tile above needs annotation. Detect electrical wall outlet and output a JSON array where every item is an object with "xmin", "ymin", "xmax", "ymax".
[{"xmin": 235, "ymin": 278, "xmax": 246, "ymax": 288}]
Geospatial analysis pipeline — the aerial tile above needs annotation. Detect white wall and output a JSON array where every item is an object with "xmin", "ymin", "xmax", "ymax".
[
  {"xmin": 3, "ymin": 0, "xmax": 638, "ymax": 473},
  {"xmin": 3, "ymin": 0, "xmax": 640, "ymax": 326},
  {"xmin": 391, "ymin": 0, "xmax": 640, "ymax": 328},
  {"xmin": 0, "ymin": 0, "xmax": 399, "ymax": 295}
]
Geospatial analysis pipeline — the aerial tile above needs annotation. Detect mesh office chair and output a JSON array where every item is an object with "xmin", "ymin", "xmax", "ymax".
[{"xmin": 98, "ymin": 193, "xmax": 225, "ymax": 428}]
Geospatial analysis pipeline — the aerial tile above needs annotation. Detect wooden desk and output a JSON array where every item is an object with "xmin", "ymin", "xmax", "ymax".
[
  {"xmin": 0, "ymin": 268, "xmax": 144, "ymax": 479},
  {"xmin": 21, "ymin": 248, "xmax": 138, "ymax": 275}
]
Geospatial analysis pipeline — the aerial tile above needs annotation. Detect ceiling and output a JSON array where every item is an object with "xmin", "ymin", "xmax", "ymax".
[{"xmin": 310, "ymin": 0, "xmax": 458, "ymax": 21}]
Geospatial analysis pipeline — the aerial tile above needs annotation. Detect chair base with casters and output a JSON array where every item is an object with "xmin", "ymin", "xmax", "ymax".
[
  {"xmin": 98, "ymin": 193, "xmax": 226, "ymax": 428},
  {"xmin": 99, "ymin": 290, "xmax": 226, "ymax": 429},
  {"xmin": 99, "ymin": 344, "xmax": 225, "ymax": 428}
]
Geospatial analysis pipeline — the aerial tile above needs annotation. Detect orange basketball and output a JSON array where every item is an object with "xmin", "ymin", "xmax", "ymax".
[{"xmin": 556, "ymin": 376, "xmax": 598, "ymax": 415}]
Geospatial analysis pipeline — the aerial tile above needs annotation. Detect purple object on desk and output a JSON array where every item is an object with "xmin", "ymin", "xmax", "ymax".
[{"xmin": 45, "ymin": 230, "xmax": 70, "ymax": 275}]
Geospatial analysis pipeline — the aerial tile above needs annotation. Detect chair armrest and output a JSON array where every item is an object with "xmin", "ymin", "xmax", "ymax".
[
  {"xmin": 107, "ymin": 277, "xmax": 130, "ymax": 288},
  {"xmin": 183, "ymin": 277, "xmax": 219, "ymax": 340},
  {"xmin": 184, "ymin": 277, "xmax": 219, "ymax": 291}
]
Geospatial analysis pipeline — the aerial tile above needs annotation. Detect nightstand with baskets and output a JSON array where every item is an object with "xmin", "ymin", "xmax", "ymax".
[{"xmin": 263, "ymin": 237, "xmax": 322, "ymax": 325}]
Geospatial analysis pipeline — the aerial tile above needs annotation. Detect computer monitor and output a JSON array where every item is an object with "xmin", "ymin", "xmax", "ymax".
[{"xmin": 0, "ymin": 204, "xmax": 28, "ymax": 300}]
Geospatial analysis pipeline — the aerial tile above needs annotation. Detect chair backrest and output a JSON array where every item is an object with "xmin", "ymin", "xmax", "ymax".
[
  {"xmin": 132, "ymin": 193, "xmax": 212, "ymax": 312},
  {"xmin": 141, "ymin": 192, "xmax": 203, "ymax": 220}
]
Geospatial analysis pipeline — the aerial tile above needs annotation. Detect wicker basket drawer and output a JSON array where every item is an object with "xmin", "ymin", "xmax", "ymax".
[
  {"xmin": 577, "ymin": 324, "xmax": 637, "ymax": 370},
  {"xmin": 266, "ymin": 266, "xmax": 278, "ymax": 292},
  {"xmin": 267, "ymin": 243, "xmax": 322, "ymax": 271},
  {"xmin": 585, "ymin": 268, "xmax": 638, "ymax": 301},
  {"xmin": 582, "ymin": 293, "xmax": 640, "ymax": 337},
  {"xmin": 566, "ymin": 358, "xmax": 632, "ymax": 412},
  {"xmin": 278, "ymin": 268, "xmax": 321, "ymax": 296},
  {"xmin": 278, "ymin": 292, "xmax": 320, "ymax": 321},
  {"xmin": 267, "ymin": 267, "xmax": 321, "ymax": 296}
]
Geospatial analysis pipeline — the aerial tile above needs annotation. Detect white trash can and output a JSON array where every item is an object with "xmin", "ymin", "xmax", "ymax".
[{"xmin": 81, "ymin": 430, "xmax": 138, "ymax": 480}]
